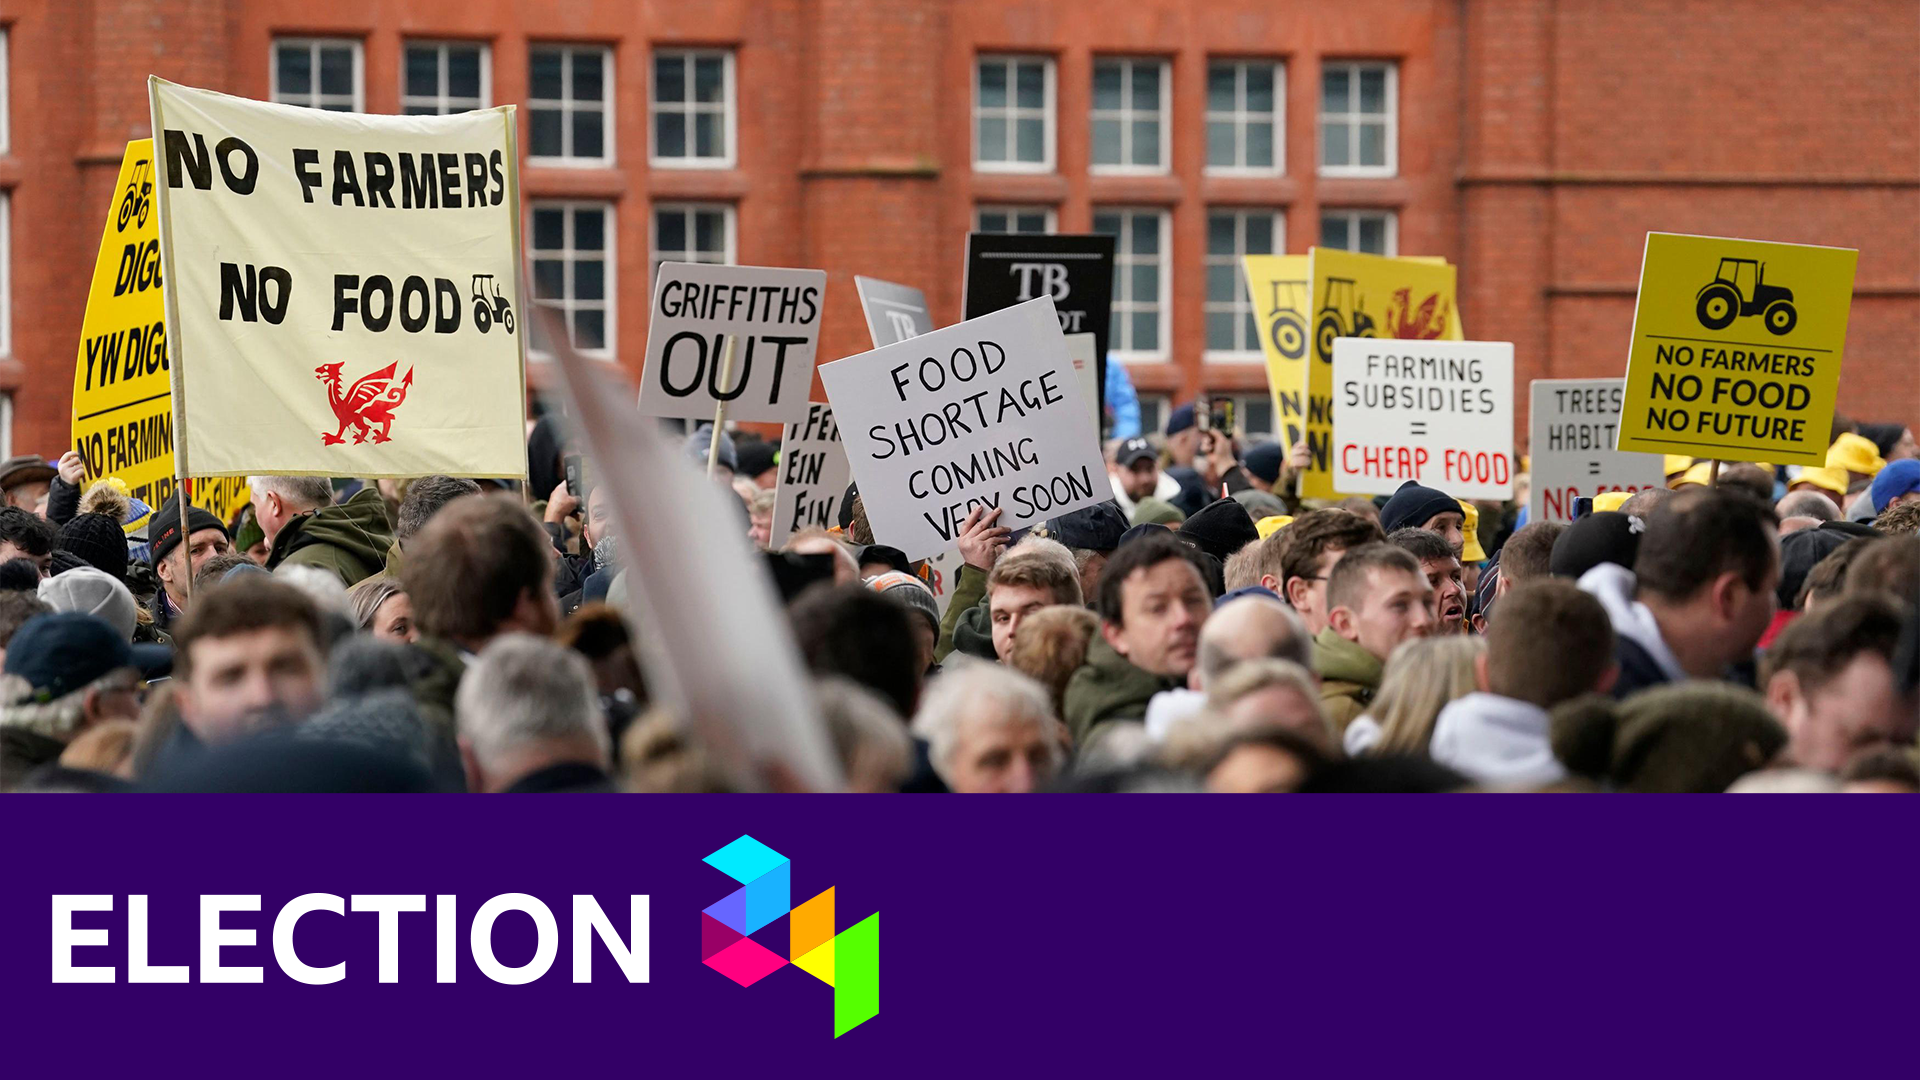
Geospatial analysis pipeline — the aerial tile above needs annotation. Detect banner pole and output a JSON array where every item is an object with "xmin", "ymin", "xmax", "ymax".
[
  {"xmin": 1708, "ymin": 459, "xmax": 1721, "ymax": 487},
  {"xmin": 175, "ymin": 479, "xmax": 193, "ymax": 602},
  {"xmin": 706, "ymin": 334, "xmax": 738, "ymax": 479}
]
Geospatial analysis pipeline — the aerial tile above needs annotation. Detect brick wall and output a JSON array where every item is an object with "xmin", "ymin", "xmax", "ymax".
[{"xmin": 1, "ymin": 0, "xmax": 1913, "ymax": 459}]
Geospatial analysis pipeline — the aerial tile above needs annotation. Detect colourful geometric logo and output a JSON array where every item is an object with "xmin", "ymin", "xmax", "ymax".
[{"xmin": 700, "ymin": 835, "xmax": 879, "ymax": 1038}]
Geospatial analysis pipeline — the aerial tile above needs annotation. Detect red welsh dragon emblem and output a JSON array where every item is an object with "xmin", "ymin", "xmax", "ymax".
[{"xmin": 316, "ymin": 362, "xmax": 414, "ymax": 445}]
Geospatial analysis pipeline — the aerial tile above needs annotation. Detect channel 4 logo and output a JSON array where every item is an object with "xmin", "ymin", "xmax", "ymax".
[{"xmin": 699, "ymin": 835, "xmax": 879, "ymax": 1037}]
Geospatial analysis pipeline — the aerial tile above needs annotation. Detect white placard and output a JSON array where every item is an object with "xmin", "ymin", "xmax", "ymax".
[
  {"xmin": 819, "ymin": 297, "xmax": 1105, "ymax": 560},
  {"xmin": 770, "ymin": 402, "xmax": 854, "ymax": 540},
  {"xmin": 637, "ymin": 261, "xmax": 826, "ymax": 423},
  {"xmin": 148, "ymin": 79, "xmax": 526, "ymax": 478},
  {"xmin": 1331, "ymin": 338, "xmax": 1515, "ymax": 500},
  {"xmin": 1528, "ymin": 378, "xmax": 1666, "ymax": 523}
]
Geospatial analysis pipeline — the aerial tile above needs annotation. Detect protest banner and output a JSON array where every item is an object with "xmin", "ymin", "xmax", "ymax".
[
  {"xmin": 638, "ymin": 262, "xmax": 826, "ymax": 424},
  {"xmin": 1615, "ymin": 232, "xmax": 1857, "ymax": 467},
  {"xmin": 963, "ymin": 233, "xmax": 1114, "ymax": 420},
  {"xmin": 1243, "ymin": 254, "xmax": 1321, "ymax": 493},
  {"xmin": 69, "ymin": 139, "xmax": 249, "ymax": 530},
  {"xmin": 855, "ymin": 275, "xmax": 935, "ymax": 348},
  {"xmin": 1529, "ymin": 378, "xmax": 1666, "ymax": 523},
  {"xmin": 820, "ymin": 297, "xmax": 1105, "ymax": 560},
  {"xmin": 1301, "ymin": 248, "xmax": 1462, "ymax": 498},
  {"xmin": 541, "ymin": 309, "xmax": 842, "ymax": 793},
  {"xmin": 770, "ymin": 402, "xmax": 854, "ymax": 540},
  {"xmin": 147, "ymin": 79, "xmax": 528, "ymax": 480},
  {"xmin": 1332, "ymin": 338, "xmax": 1514, "ymax": 501}
]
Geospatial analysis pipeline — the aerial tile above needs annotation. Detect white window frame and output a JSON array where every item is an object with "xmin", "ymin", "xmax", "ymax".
[
  {"xmin": 528, "ymin": 200, "xmax": 617, "ymax": 360},
  {"xmin": 650, "ymin": 202, "xmax": 737, "ymax": 287},
  {"xmin": 271, "ymin": 37, "xmax": 364, "ymax": 112},
  {"xmin": 973, "ymin": 54, "xmax": 1055, "ymax": 174},
  {"xmin": 1320, "ymin": 208, "xmax": 1398, "ymax": 256},
  {"xmin": 974, "ymin": 205, "xmax": 1057, "ymax": 234},
  {"xmin": 1095, "ymin": 207, "xmax": 1172, "ymax": 363},
  {"xmin": 1319, "ymin": 60, "xmax": 1397, "ymax": 178},
  {"xmin": 650, "ymin": 48, "xmax": 736, "ymax": 169},
  {"xmin": 528, "ymin": 44, "xmax": 615, "ymax": 167},
  {"xmin": 0, "ymin": 29, "xmax": 10, "ymax": 155},
  {"xmin": 1204, "ymin": 209, "xmax": 1285, "ymax": 363},
  {"xmin": 0, "ymin": 394, "xmax": 11, "ymax": 459},
  {"xmin": 1205, "ymin": 59, "xmax": 1284, "ymax": 177},
  {"xmin": 401, "ymin": 40, "xmax": 491, "ymax": 115},
  {"xmin": 1090, "ymin": 57, "xmax": 1171, "ymax": 176},
  {"xmin": 0, "ymin": 192, "xmax": 9, "ymax": 360}
]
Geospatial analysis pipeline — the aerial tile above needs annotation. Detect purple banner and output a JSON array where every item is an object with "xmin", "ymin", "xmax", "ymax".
[{"xmin": 1, "ymin": 797, "xmax": 1910, "ymax": 1076}]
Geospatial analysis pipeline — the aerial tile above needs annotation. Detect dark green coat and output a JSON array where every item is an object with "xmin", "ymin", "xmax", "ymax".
[{"xmin": 265, "ymin": 488, "xmax": 395, "ymax": 587}]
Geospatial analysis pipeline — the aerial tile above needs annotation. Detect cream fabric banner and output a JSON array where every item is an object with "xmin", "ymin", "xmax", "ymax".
[{"xmin": 148, "ymin": 78, "xmax": 527, "ymax": 479}]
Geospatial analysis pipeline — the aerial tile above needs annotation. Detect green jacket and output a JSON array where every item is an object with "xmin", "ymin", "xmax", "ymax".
[
  {"xmin": 266, "ymin": 488, "xmax": 396, "ymax": 587},
  {"xmin": 404, "ymin": 636, "xmax": 470, "ymax": 790},
  {"xmin": 1062, "ymin": 635, "xmax": 1183, "ymax": 746},
  {"xmin": 1312, "ymin": 627, "xmax": 1383, "ymax": 733},
  {"xmin": 935, "ymin": 563, "xmax": 989, "ymax": 662}
]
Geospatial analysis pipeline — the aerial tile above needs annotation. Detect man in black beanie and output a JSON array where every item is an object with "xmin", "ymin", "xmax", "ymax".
[
  {"xmin": 56, "ymin": 512, "xmax": 130, "ymax": 582},
  {"xmin": 148, "ymin": 494, "xmax": 233, "ymax": 632},
  {"xmin": 1548, "ymin": 511, "xmax": 1643, "ymax": 581},
  {"xmin": 1041, "ymin": 499, "xmax": 1129, "ymax": 599},
  {"xmin": 1178, "ymin": 498, "xmax": 1259, "ymax": 563},
  {"xmin": 1378, "ymin": 480, "xmax": 1465, "ymax": 555}
]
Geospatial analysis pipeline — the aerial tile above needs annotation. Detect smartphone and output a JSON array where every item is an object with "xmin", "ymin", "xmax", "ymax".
[
  {"xmin": 1210, "ymin": 399, "xmax": 1235, "ymax": 434},
  {"xmin": 564, "ymin": 453, "xmax": 583, "ymax": 497},
  {"xmin": 1572, "ymin": 496, "xmax": 1594, "ymax": 520}
]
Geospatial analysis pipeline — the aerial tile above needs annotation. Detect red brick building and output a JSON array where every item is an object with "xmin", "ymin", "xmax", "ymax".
[{"xmin": 1, "ymin": 0, "xmax": 1914, "ymax": 457}]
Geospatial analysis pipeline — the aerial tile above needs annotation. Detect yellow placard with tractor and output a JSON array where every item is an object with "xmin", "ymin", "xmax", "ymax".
[
  {"xmin": 70, "ymin": 140, "xmax": 247, "ymax": 531},
  {"xmin": 1291, "ymin": 248, "xmax": 1462, "ymax": 499},
  {"xmin": 1616, "ymin": 232, "xmax": 1856, "ymax": 467},
  {"xmin": 1244, "ymin": 254, "xmax": 1314, "ymax": 477}
]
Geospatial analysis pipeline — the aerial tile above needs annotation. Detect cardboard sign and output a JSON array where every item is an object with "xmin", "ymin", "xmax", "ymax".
[
  {"xmin": 1305, "ymin": 248, "xmax": 1462, "ymax": 498},
  {"xmin": 638, "ymin": 262, "xmax": 826, "ymax": 424},
  {"xmin": 819, "ymin": 297, "xmax": 1105, "ymax": 560},
  {"xmin": 70, "ymin": 139, "xmax": 249, "ymax": 529},
  {"xmin": 148, "ymin": 79, "xmax": 527, "ymax": 479},
  {"xmin": 1616, "ymin": 232, "xmax": 1857, "ymax": 467},
  {"xmin": 1331, "ymin": 338, "xmax": 1514, "ymax": 500},
  {"xmin": 855, "ymin": 275, "xmax": 935, "ymax": 348},
  {"xmin": 770, "ymin": 402, "xmax": 854, "ymax": 540},
  {"xmin": 542, "ymin": 309, "xmax": 843, "ymax": 793},
  {"xmin": 963, "ymin": 233, "xmax": 1114, "ymax": 421},
  {"xmin": 1529, "ymin": 378, "xmax": 1666, "ymax": 524}
]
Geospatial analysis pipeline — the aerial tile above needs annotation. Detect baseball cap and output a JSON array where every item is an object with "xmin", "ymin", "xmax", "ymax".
[
  {"xmin": 4, "ymin": 611, "xmax": 169, "ymax": 700},
  {"xmin": 1117, "ymin": 437, "xmax": 1157, "ymax": 467}
]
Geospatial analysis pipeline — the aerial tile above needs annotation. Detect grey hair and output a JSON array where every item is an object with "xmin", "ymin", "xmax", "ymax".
[
  {"xmin": 396, "ymin": 476, "xmax": 482, "ymax": 541},
  {"xmin": 275, "ymin": 563, "xmax": 353, "ymax": 618},
  {"xmin": 911, "ymin": 660, "xmax": 1060, "ymax": 783},
  {"xmin": 0, "ymin": 669, "xmax": 140, "ymax": 741},
  {"xmin": 247, "ymin": 475, "xmax": 335, "ymax": 512},
  {"xmin": 749, "ymin": 488, "xmax": 779, "ymax": 516},
  {"xmin": 1775, "ymin": 489, "xmax": 1838, "ymax": 523},
  {"xmin": 347, "ymin": 576, "xmax": 406, "ymax": 631},
  {"xmin": 455, "ymin": 633, "xmax": 609, "ymax": 765},
  {"xmin": 1205, "ymin": 658, "xmax": 1323, "ymax": 717},
  {"xmin": 814, "ymin": 677, "xmax": 911, "ymax": 791}
]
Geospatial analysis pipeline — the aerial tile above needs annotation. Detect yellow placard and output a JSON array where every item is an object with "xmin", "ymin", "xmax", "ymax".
[
  {"xmin": 1616, "ymin": 233, "xmax": 1856, "ymax": 467},
  {"xmin": 1243, "ymin": 253, "xmax": 1315, "ymax": 475},
  {"xmin": 1290, "ymin": 248, "xmax": 1461, "ymax": 499},
  {"xmin": 70, "ymin": 140, "xmax": 248, "ymax": 531}
]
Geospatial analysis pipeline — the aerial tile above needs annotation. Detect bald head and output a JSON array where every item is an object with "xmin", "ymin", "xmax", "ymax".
[{"xmin": 1196, "ymin": 596, "xmax": 1311, "ymax": 688}]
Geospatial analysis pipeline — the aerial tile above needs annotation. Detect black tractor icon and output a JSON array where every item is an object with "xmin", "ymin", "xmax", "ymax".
[
  {"xmin": 1314, "ymin": 277, "xmax": 1376, "ymax": 363},
  {"xmin": 1265, "ymin": 279, "xmax": 1309, "ymax": 360},
  {"xmin": 471, "ymin": 274, "xmax": 516, "ymax": 335},
  {"xmin": 1695, "ymin": 258, "xmax": 1796, "ymax": 336},
  {"xmin": 117, "ymin": 157, "xmax": 153, "ymax": 232}
]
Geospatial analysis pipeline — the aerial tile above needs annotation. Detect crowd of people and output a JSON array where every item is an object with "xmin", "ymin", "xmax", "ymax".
[{"xmin": 0, "ymin": 403, "xmax": 1914, "ymax": 794}]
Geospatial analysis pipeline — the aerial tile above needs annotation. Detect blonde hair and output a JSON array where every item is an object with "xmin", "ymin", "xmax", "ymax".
[
  {"xmin": 1365, "ymin": 636, "xmax": 1485, "ymax": 756},
  {"xmin": 61, "ymin": 719, "xmax": 137, "ymax": 778}
]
